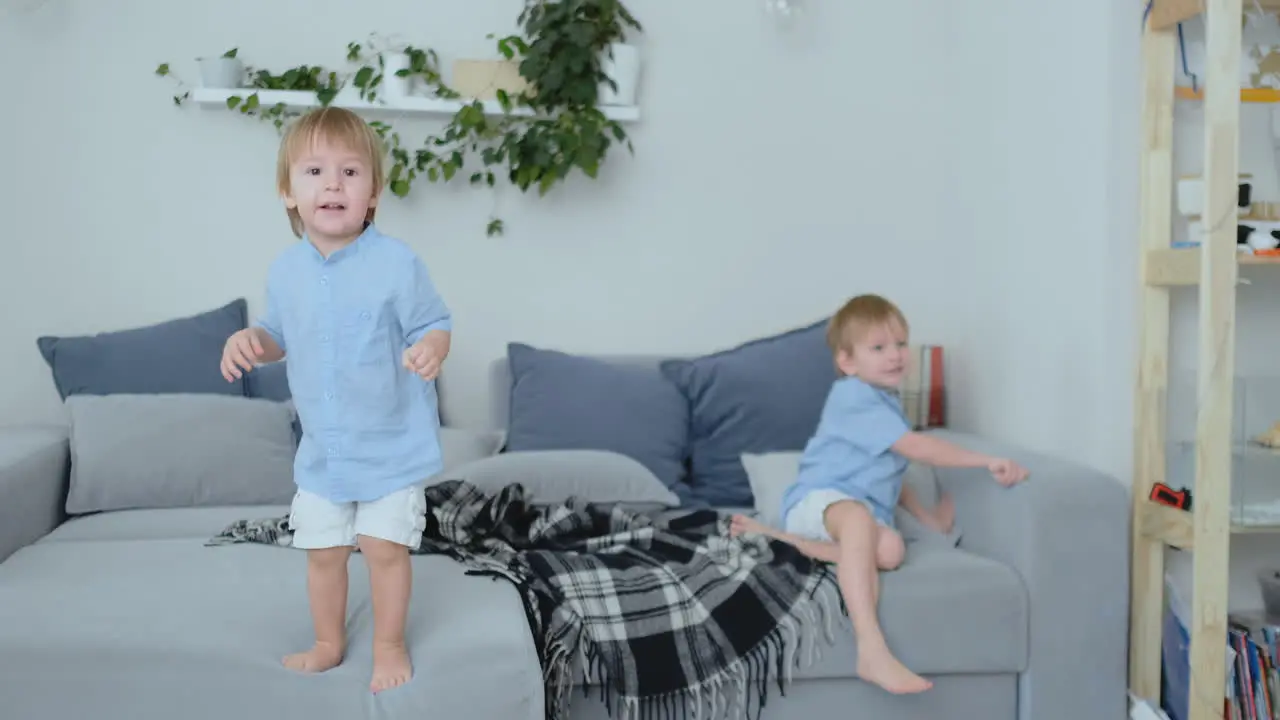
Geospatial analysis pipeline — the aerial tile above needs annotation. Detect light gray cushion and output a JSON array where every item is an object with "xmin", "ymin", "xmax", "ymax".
[
  {"xmin": 0, "ymin": 535, "xmax": 544, "ymax": 720},
  {"xmin": 436, "ymin": 450, "xmax": 681, "ymax": 508},
  {"xmin": 438, "ymin": 427, "xmax": 506, "ymax": 471},
  {"xmin": 65, "ymin": 393, "xmax": 297, "ymax": 514},
  {"xmin": 739, "ymin": 450, "xmax": 960, "ymax": 546}
]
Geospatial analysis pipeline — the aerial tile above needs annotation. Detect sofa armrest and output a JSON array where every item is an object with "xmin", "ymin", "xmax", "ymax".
[
  {"xmin": 929, "ymin": 430, "xmax": 1130, "ymax": 720},
  {"xmin": 0, "ymin": 426, "xmax": 70, "ymax": 563}
]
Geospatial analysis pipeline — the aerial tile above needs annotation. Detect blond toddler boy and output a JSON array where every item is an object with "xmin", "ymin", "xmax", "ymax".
[
  {"xmin": 219, "ymin": 107, "xmax": 452, "ymax": 694},
  {"xmin": 731, "ymin": 294, "xmax": 1028, "ymax": 695}
]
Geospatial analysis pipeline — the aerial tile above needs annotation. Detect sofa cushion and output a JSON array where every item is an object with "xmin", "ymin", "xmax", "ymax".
[
  {"xmin": 503, "ymin": 343, "xmax": 690, "ymax": 496},
  {"xmin": 437, "ymin": 449, "xmax": 681, "ymax": 509},
  {"xmin": 245, "ymin": 360, "xmax": 290, "ymax": 402},
  {"xmin": 37, "ymin": 298, "xmax": 249, "ymax": 399},
  {"xmin": 438, "ymin": 427, "xmax": 507, "ymax": 471},
  {"xmin": 660, "ymin": 319, "xmax": 836, "ymax": 507},
  {"xmin": 794, "ymin": 542, "xmax": 1028, "ymax": 677},
  {"xmin": 64, "ymin": 393, "xmax": 297, "ymax": 514},
  {"xmin": 0, "ymin": 529, "xmax": 542, "ymax": 720}
]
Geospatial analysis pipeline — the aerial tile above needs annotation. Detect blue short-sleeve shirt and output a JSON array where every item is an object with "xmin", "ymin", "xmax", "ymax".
[
  {"xmin": 779, "ymin": 376, "xmax": 911, "ymax": 526},
  {"xmin": 255, "ymin": 224, "xmax": 452, "ymax": 503}
]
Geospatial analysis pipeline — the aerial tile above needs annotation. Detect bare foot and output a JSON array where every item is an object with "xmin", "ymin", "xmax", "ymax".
[
  {"xmin": 282, "ymin": 640, "xmax": 344, "ymax": 673},
  {"xmin": 729, "ymin": 514, "xmax": 769, "ymax": 537},
  {"xmin": 856, "ymin": 646, "xmax": 933, "ymax": 694},
  {"xmin": 370, "ymin": 640, "xmax": 413, "ymax": 693}
]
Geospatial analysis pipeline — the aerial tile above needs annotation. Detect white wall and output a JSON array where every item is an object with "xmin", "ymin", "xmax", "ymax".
[
  {"xmin": 6, "ymin": 0, "xmax": 1278, "ymax": 605},
  {"xmin": 0, "ymin": 0, "xmax": 1140, "ymax": 475},
  {"xmin": 0, "ymin": 0, "xmax": 958, "ymax": 430}
]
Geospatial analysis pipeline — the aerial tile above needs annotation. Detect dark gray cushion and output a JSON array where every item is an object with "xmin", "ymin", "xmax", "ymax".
[
  {"xmin": 246, "ymin": 361, "xmax": 291, "ymax": 401},
  {"xmin": 37, "ymin": 299, "xmax": 249, "ymax": 399},
  {"xmin": 659, "ymin": 319, "xmax": 837, "ymax": 507},
  {"xmin": 503, "ymin": 343, "xmax": 690, "ymax": 495}
]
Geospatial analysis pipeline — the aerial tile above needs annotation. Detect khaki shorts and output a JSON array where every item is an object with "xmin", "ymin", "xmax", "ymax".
[{"xmin": 288, "ymin": 483, "xmax": 427, "ymax": 549}]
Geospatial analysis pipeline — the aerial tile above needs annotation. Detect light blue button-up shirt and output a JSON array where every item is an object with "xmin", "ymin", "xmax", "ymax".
[
  {"xmin": 779, "ymin": 376, "xmax": 911, "ymax": 527},
  {"xmin": 255, "ymin": 224, "xmax": 452, "ymax": 503}
]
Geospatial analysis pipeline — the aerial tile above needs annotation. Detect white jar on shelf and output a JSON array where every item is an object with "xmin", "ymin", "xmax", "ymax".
[
  {"xmin": 381, "ymin": 52, "xmax": 412, "ymax": 102},
  {"xmin": 198, "ymin": 56, "xmax": 245, "ymax": 89},
  {"xmin": 598, "ymin": 43, "xmax": 640, "ymax": 106}
]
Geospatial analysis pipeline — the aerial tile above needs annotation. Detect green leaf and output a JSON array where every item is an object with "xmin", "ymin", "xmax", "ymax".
[
  {"xmin": 222, "ymin": 47, "xmax": 238, "ymax": 59},
  {"xmin": 390, "ymin": 179, "xmax": 411, "ymax": 197},
  {"xmin": 226, "ymin": 96, "xmax": 242, "ymax": 109},
  {"xmin": 538, "ymin": 172, "xmax": 557, "ymax": 196},
  {"xmin": 155, "ymin": 63, "xmax": 170, "ymax": 76},
  {"xmin": 354, "ymin": 66, "xmax": 374, "ymax": 89},
  {"xmin": 486, "ymin": 219, "xmax": 504, "ymax": 237}
]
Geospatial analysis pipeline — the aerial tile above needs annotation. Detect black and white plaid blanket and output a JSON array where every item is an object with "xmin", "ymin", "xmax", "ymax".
[{"xmin": 208, "ymin": 480, "xmax": 840, "ymax": 720}]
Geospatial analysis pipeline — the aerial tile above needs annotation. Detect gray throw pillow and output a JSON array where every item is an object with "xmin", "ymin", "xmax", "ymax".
[
  {"xmin": 65, "ymin": 393, "xmax": 297, "ymax": 514},
  {"xmin": 660, "ymin": 319, "xmax": 837, "ymax": 507},
  {"xmin": 436, "ymin": 449, "xmax": 681, "ymax": 508},
  {"xmin": 38, "ymin": 299, "xmax": 249, "ymax": 399},
  {"xmin": 503, "ymin": 343, "xmax": 691, "ymax": 495}
]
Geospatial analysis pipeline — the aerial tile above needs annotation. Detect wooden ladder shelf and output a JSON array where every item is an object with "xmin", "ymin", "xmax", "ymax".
[{"xmin": 1131, "ymin": 2, "xmax": 1280, "ymax": 719}]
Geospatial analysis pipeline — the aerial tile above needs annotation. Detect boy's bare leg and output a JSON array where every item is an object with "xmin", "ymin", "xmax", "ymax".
[
  {"xmin": 359, "ymin": 535, "xmax": 413, "ymax": 693},
  {"xmin": 283, "ymin": 546, "xmax": 351, "ymax": 672},
  {"xmin": 825, "ymin": 501, "xmax": 931, "ymax": 695},
  {"xmin": 729, "ymin": 513, "xmax": 841, "ymax": 563}
]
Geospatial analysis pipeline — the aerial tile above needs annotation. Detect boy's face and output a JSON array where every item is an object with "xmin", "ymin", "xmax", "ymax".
[
  {"xmin": 283, "ymin": 138, "xmax": 378, "ymax": 246},
  {"xmin": 835, "ymin": 319, "xmax": 909, "ymax": 389}
]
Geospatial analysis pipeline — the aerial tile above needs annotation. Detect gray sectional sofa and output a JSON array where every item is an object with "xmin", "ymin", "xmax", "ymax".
[{"xmin": 0, "ymin": 299, "xmax": 1133, "ymax": 720}]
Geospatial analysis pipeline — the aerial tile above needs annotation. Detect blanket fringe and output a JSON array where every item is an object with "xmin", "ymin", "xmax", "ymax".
[{"xmin": 543, "ymin": 568, "xmax": 842, "ymax": 720}]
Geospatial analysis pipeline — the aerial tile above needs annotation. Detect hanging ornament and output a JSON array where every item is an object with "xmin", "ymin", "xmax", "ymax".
[{"xmin": 764, "ymin": 0, "xmax": 803, "ymax": 26}]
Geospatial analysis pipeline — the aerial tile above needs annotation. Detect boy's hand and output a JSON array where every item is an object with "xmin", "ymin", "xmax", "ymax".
[
  {"xmin": 988, "ymin": 458, "xmax": 1029, "ymax": 487},
  {"xmin": 221, "ymin": 328, "xmax": 265, "ymax": 382},
  {"xmin": 403, "ymin": 332, "xmax": 448, "ymax": 381}
]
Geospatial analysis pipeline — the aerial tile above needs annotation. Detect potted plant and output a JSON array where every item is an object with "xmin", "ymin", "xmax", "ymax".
[
  {"xmin": 513, "ymin": 0, "xmax": 642, "ymax": 111},
  {"xmin": 198, "ymin": 48, "xmax": 245, "ymax": 89}
]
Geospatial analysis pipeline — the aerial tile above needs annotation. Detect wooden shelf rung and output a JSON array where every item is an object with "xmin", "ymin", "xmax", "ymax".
[
  {"xmin": 1139, "ymin": 502, "xmax": 1195, "ymax": 549},
  {"xmin": 1144, "ymin": 248, "xmax": 1201, "ymax": 286},
  {"xmin": 1149, "ymin": 0, "xmax": 1205, "ymax": 31},
  {"xmin": 1150, "ymin": 0, "xmax": 1280, "ymax": 31}
]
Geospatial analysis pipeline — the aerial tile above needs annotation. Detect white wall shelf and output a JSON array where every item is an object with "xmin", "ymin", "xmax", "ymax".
[{"xmin": 189, "ymin": 88, "xmax": 641, "ymax": 123}]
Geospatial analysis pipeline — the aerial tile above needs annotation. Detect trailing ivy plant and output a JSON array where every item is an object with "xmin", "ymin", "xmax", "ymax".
[{"xmin": 154, "ymin": 0, "xmax": 642, "ymax": 237}]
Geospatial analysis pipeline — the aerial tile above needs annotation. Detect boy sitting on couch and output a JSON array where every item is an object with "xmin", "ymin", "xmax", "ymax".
[{"xmin": 731, "ymin": 294, "xmax": 1028, "ymax": 695}]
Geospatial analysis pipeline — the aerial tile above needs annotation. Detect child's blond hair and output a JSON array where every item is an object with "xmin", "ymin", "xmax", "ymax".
[
  {"xmin": 827, "ymin": 294, "xmax": 910, "ymax": 355},
  {"xmin": 276, "ymin": 106, "xmax": 386, "ymax": 238}
]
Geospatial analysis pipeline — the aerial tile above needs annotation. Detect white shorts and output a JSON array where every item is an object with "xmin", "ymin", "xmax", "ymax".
[
  {"xmin": 783, "ymin": 488, "xmax": 893, "ymax": 542},
  {"xmin": 288, "ymin": 483, "xmax": 427, "ymax": 550}
]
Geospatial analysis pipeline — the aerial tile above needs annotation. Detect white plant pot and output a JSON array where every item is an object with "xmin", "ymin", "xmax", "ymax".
[
  {"xmin": 381, "ymin": 52, "xmax": 412, "ymax": 101},
  {"xmin": 598, "ymin": 43, "xmax": 640, "ymax": 106},
  {"xmin": 198, "ymin": 57, "xmax": 245, "ymax": 89},
  {"xmin": 334, "ymin": 85, "xmax": 363, "ymax": 106}
]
